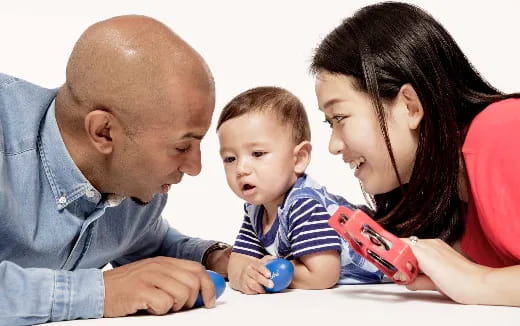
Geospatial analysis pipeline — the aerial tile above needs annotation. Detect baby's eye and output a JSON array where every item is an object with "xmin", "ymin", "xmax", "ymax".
[
  {"xmin": 223, "ymin": 156, "xmax": 236, "ymax": 163},
  {"xmin": 252, "ymin": 151, "xmax": 266, "ymax": 157}
]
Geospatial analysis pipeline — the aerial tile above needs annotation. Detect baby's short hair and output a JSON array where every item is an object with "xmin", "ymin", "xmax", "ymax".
[{"xmin": 217, "ymin": 86, "xmax": 311, "ymax": 144}]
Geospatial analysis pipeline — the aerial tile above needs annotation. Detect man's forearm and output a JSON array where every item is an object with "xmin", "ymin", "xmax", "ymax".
[{"xmin": 0, "ymin": 260, "xmax": 104, "ymax": 326}]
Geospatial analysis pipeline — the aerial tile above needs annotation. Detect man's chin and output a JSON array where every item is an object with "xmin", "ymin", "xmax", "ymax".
[{"xmin": 130, "ymin": 196, "xmax": 151, "ymax": 206}]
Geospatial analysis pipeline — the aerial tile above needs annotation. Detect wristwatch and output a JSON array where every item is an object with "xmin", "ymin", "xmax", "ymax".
[{"xmin": 201, "ymin": 242, "xmax": 231, "ymax": 268}]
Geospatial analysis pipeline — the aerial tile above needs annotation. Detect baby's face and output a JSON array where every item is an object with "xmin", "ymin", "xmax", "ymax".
[{"xmin": 218, "ymin": 111, "xmax": 298, "ymax": 208}]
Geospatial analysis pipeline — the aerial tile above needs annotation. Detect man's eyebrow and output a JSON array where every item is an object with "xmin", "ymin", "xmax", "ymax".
[{"xmin": 180, "ymin": 132, "xmax": 204, "ymax": 140}]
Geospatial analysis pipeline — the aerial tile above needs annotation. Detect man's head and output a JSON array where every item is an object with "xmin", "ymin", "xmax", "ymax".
[
  {"xmin": 55, "ymin": 15, "xmax": 215, "ymax": 204},
  {"xmin": 216, "ymin": 87, "xmax": 312, "ymax": 209}
]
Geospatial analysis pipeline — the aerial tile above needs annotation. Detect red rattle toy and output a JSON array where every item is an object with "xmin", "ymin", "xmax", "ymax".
[{"xmin": 328, "ymin": 206, "xmax": 418, "ymax": 284}]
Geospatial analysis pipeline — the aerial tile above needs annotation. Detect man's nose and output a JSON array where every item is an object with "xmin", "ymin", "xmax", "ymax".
[{"xmin": 180, "ymin": 145, "xmax": 202, "ymax": 176}]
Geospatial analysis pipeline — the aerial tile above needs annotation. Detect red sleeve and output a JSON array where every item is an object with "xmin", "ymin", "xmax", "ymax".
[{"xmin": 462, "ymin": 98, "xmax": 520, "ymax": 266}]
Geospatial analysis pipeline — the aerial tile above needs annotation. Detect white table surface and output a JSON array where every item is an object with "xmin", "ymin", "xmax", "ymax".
[{"xmin": 55, "ymin": 283, "xmax": 519, "ymax": 325}]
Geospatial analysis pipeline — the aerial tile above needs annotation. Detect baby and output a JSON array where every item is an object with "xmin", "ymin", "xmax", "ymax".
[{"xmin": 217, "ymin": 86, "xmax": 384, "ymax": 294}]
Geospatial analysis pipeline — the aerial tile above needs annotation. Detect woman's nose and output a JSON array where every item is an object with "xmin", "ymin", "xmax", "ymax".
[{"xmin": 328, "ymin": 129, "xmax": 344, "ymax": 155}]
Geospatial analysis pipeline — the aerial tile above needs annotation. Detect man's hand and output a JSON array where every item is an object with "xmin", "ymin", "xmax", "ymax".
[
  {"xmin": 205, "ymin": 246, "xmax": 232, "ymax": 278},
  {"xmin": 103, "ymin": 257, "xmax": 216, "ymax": 317}
]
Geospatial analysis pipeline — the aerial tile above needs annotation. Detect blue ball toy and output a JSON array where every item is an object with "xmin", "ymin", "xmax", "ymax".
[
  {"xmin": 193, "ymin": 270, "xmax": 226, "ymax": 308},
  {"xmin": 263, "ymin": 258, "xmax": 294, "ymax": 293}
]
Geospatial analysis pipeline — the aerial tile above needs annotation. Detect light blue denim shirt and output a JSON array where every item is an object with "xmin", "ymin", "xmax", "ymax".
[{"xmin": 0, "ymin": 74, "xmax": 217, "ymax": 326}]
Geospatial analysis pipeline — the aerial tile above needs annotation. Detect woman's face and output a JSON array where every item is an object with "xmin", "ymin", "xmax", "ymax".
[{"xmin": 315, "ymin": 71, "xmax": 420, "ymax": 195}]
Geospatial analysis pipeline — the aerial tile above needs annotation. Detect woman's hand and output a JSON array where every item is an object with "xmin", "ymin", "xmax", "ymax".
[{"xmin": 402, "ymin": 238, "xmax": 492, "ymax": 305}]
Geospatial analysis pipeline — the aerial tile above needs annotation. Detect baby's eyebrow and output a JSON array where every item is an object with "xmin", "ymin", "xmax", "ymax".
[
  {"xmin": 219, "ymin": 147, "xmax": 231, "ymax": 155},
  {"xmin": 243, "ymin": 141, "xmax": 266, "ymax": 147}
]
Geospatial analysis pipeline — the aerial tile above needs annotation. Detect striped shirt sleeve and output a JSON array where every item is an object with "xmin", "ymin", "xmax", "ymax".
[
  {"xmin": 232, "ymin": 213, "xmax": 267, "ymax": 259},
  {"xmin": 288, "ymin": 198, "xmax": 342, "ymax": 258}
]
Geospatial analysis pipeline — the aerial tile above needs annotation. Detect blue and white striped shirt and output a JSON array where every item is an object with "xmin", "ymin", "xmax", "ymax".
[{"xmin": 232, "ymin": 174, "xmax": 385, "ymax": 284}]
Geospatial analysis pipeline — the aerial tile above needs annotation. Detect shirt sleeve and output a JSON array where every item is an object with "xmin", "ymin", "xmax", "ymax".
[
  {"xmin": 462, "ymin": 99, "xmax": 520, "ymax": 263},
  {"xmin": 232, "ymin": 208, "xmax": 266, "ymax": 259},
  {"xmin": 0, "ymin": 260, "xmax": 104, "ymax": 326},
  {"xmin": 111, "ymin": 216, "xmax": 216, "ymax": 267},
  {"xmin": 287, "ymin": 198, "xmax": 342, "ymax": 258}
]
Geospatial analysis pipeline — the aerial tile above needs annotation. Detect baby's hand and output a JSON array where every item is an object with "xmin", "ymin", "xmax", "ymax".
[
  {"xmin": 260, "ymin": 254, "xmax": 276, "ymax": 264},
  {"xmin": 236, "ymin": 260, "xmax": 274, "ymax": 295}
]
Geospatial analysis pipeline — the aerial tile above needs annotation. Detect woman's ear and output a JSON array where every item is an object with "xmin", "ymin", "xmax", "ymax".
[
  {"xmin": 293, "ymin": 141, "xmax": 312, "ymax": 175},
  {"xmin": 399, "ymin": 84, "xmax": 424, "ymax": 130},
  {"xmin": 84, "ymin": 110, "xmax": 115, "ymax": 155}
]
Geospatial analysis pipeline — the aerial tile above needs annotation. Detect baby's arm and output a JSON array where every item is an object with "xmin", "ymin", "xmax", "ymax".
[
  {"xmin": 290, "ymin": 250, "xmax": 341, "ymax": 289},
  {"xmin": 228, "ymin": 252, "xmax": 273, "ymax": 294},
  {"xmin": 285, "ymin": 198, "xmax": 344, "ymax": 289}
]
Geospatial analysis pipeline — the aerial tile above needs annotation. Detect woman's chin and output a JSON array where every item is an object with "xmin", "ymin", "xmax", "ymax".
[{"xmin": 361, "ymin": 181, "xmax": 399, "ymax": 196}]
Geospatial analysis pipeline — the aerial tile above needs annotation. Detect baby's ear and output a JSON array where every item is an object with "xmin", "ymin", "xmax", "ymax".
[{"xmin": 293, "ymin": 141, "xmax": 312, "ymax": 174}]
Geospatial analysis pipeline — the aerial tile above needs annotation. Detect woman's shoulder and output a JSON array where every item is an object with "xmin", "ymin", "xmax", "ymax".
[
  {"xmin": 471, "ymin": 98, "xmax": 520, "ymax": 128},
  {"xmin": 464, "ymin": 98, "xmax": 520, "ymax": 151},
  {"xmin": 462, "ymin": 98, "xmax": 520, "ymax": 265}
]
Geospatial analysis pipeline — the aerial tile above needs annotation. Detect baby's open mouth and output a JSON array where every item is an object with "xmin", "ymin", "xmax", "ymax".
[{"xmin": 242, "ymin": 184, "xmax": 255, "ymax": 191}]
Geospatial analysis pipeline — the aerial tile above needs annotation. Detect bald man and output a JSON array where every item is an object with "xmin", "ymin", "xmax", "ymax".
[{"xmin": 0, "ymin": 15, "xmax": 231, "ymax": 325}]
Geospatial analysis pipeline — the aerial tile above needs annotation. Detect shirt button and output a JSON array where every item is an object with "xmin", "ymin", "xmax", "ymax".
[
  {"xmin": 58, "ymin": 196, "xmax": 67, "ymax": 204},
  {"xmin": 86, "ymin": 188, "xmax": 96, "ymax": 198}
]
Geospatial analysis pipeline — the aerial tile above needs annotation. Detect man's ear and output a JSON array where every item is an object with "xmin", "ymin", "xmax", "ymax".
[
  {"xmin": 84, "ymin": 110, "xmax": 115, "ymax": 155},
  {"xmin": 399, "ymin": 83, "xmax": 424, "ymax": 130},
  {"xmin": 293, "ymin": 141, "xmax": 312, "ymax": 175}
]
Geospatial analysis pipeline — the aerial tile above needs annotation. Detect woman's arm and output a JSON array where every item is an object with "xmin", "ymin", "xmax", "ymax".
[
  {"xmin": 406, "ymin": 238, "xmax": 520, "ymax": 306},
  {"xmin": 289, "ymin": 250, "xmax": 340, "ymax": 289}
]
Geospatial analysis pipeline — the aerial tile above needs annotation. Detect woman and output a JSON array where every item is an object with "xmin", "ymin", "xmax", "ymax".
[{"xmin": 311, "ymin": 2, "xmax": 520, "ymax": 306}]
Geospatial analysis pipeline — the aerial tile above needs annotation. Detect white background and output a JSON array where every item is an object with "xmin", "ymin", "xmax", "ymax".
[{"xmin": 1, "ymin": 1, "xmax": 518, "ymax": 245}]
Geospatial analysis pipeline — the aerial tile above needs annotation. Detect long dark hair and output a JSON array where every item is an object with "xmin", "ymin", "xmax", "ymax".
[{"xmin": 311, "ymin": 2, "xmax": 518, "ymax": 243}]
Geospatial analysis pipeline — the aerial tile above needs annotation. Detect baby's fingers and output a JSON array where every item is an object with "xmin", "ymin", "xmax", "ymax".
[{"xmin": 247, "ymin": 264, "xmax": 273, "ymax": 289}]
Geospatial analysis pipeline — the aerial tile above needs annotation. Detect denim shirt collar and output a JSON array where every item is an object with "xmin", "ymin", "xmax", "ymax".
[{"xmin": 38, "ymin": 100, "xmax": 103, "ymax": 209}]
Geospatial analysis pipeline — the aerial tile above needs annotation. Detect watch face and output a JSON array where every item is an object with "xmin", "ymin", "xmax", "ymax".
[{"xmin": 217, "ymin": 242, "xmax": 230, "ymax": 249}]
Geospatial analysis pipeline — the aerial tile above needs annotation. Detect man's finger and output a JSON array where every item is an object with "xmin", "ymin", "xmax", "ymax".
[
  {"xmin": 198, "ymin": 269, "xmax": 216, "ymax": 308},
  {"xmin": 144, "ymin": 288, "xmax": 175, "ymax": 315},
  {"xmin": 150, "ymin": 273, "xmax": 196, "ymax": 310}
]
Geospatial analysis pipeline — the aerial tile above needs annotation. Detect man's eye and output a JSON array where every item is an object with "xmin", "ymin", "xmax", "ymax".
[
  {"xmin": 176, "ymin": 145, "xmax": 191, "ymax": 153},
  {"xmin": 223, "ymin": 156, "xmax": 235, "ymax": 163},
  {"xmin": 252, "ymin": 151, "xmax": 265, "ymax": 157}
]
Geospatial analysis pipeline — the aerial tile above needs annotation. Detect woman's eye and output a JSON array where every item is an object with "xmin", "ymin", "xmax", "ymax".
[
  {"xmin": 223, "ymin": 156, "xmax": 235, "ymax": 163},
  {"xmin": 324, "ymin": 115, "xmax": 348, "ymax": 128},
  {"xmin": 333, "ymin": 115, "xmax": 347, "ymax": 123},
  {"xmin": 252, "ymin": 151, "xmax": 265, "ymax": 157},
  {"xmin": 323, "ymin": 119, "xmax": 333, "ymax": 128}
]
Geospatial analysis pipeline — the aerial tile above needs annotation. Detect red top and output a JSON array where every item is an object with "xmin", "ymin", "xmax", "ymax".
[{"xmin": 461, "ymin": 98, "xmax": 520, "ymax": 267}]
